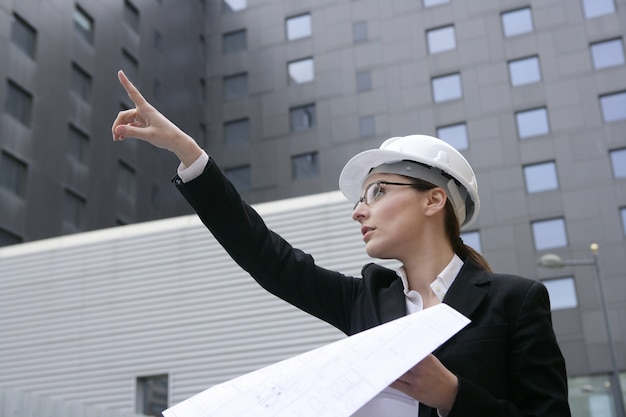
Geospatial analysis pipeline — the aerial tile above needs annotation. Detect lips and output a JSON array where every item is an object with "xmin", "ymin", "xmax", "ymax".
[{"xmin": 361, "ymin": 226, "xmax": 374, "ymax": 239}]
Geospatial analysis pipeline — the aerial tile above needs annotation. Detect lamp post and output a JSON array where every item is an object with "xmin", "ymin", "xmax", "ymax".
[{"xmin": 538, "ymin": 243, "xmax": 625, "ymax": 417}]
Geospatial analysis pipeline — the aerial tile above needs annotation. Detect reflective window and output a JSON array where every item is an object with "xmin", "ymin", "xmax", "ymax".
[
  {"xmin": 286, "ymin": 13, "xmax": 311, "ymax": 41},
  {"xmin": 591, "ymin": 38, "xmax": 625, "ymax": 69},
  {"xmin": 223, "ymin": 73, "xmax": 248, "ymax": 100},
  {"xmin": 137, "ymin": 375, "xmax": 168, "ymax": 417},
  {"xmin": 11, "ymin": 13, "xmax": 37, "ymax": 58},
  {"xmin": 437, "ymin": 123, "xmax": 468, "ymax": 150},
  {"xmin": 5, "ymin": 80, "xmax": 33, "ymax": 126},
  {"xmin": 353, "ymin": 21, "xmax": 368, "ymax": 43},
  {"xmin": 581, "ymin": 0, "xmax": 615, "ymax": 19},
  {"xmin": 568, "ymin": 374, "xmax": 617, "ymax": 417},
  {"xmin": 288, "ymin": 58, "xmax": 315, "ymax": 84},
  {"xmin": 542, "ymin": 277, "xmax": 578, "ymax": 310},
  {"xmin": 292, "ymin": 152, "xmax": 319, "ymax": 180},
  {"xmin": 432, "ymin": 73, "xmax": 462, "ymax": 103},
  {"xmin": 122, "ymin": 49, "xmax": 139, "ymax": 83},
  {"xmin": 600, "ymin": 91, "xmax": 626, "ymax": 122},
  {"xmin": 460, "ymin": 230, "xmax": 482, "ymax": 253},
  {"xmin": 509, "ymin": 56, "xmax": 541, "ymax": 86},
  {"xmin": 427, "ymin": 25, "xmax": 456, "ymax": 54},
  {"xmin": 117, "ymin": 161, "xmax": 136, "ymax": 204},
  {"xmin": 0, "ymin": 152, "xmax": 27, "ymax": 198},
  {"xmin": 524, "ymin": 161, "xmax": 558, "ymax": 193},
  {"xmin": 359, "ymin": 115, "xmax": 376, "ymax": 138},
  {"xmin": 224, "ymin": 118, "xmax": 250, "ymax": 145},
  {"xmin": 68, "ymin": 124, "xmax": 89, "ymax": 164},
  {"xmin": 501, "ymin": 7, "xmax": 533, "ymax": 37},
  {"xmin": 225, "ymin": 165, "xmax": 251, "ymax": 192},
  {"xmin": 124, "ymin": 0, "xmax": 140, "ymax": 33},
  {"xmin": 516, "ymin": 107, "xmax": 549, "ymax": 139},
  {"xmin": 290, "ymin": 103, "xmax": 316, "ymax": 132},
  {"xmin": 621, "ymin": 207, "xmax": 626, "ymax": 236},
  {"xmin": 532, "ymin": 218, "xmax": 568, "ymax": 250},
  {"xmin": 356, "ymin": 70, "xmax": 372, "ymax": 93},
  {"xmin": 63, "ymin": 189, "xmax": 86, "ymax": 230},
  {"xmin": 73, "ymin": 6, "xmax": 93, "ymax": 44},
  {"xmin": 223, "ymin": 0, "xmax": 247, "ymax": 13},
  {"xmin": 423, "ymin": 0, "xmax": 450, "ymax": 6},
  {"xmin": 154, "ymin": 30, "xmax": 162, "ymax": 51},
  {"xmin": 223, "ymin": 29, "xmax": 246, "ymax": 54},
  {"xmin": 610, "ymin": 148, "xmax": 626, "ymax": 178},
  {"xmin": 71, "ymin": 63, "xmax": 92, "ymax": 101}
]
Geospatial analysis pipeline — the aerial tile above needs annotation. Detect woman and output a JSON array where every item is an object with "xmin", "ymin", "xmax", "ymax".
[{"xmin": 112, "ymin": 70, "xmax": 571, "ymax": 417}]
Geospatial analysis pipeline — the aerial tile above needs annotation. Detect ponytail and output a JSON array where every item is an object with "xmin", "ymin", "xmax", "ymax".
[{"xmin": 444, "ymin": 202, "xmax": 492, "ymax": 272}]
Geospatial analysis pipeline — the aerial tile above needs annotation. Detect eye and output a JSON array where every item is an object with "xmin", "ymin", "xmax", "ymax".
[{"xmin": 366, "ymin": 182, "xmax": 384, "ymax": 204}]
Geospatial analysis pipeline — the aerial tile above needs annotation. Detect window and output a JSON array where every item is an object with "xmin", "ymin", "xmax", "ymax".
[
  {"xmin": 591, "ymin": 38, "xmax": 625, "ymax": 69},
  {"xmin": 359, "ymin": 115, "xmax": 376, "ymax": 138},
  {"xmin": 432, "ymin": 73, "xmax": 462, "ymax": 103},
  {"xmin": 288, "ymin": 58, "xmax": 314, "ymax": 84},
  {"xmin": 423, "ymin": 0, "xmax": 450, "ymax": 7},
  {"xmin": 68, "ymin": 125, "xmax": 89, "ymax": 164},
  {"xmin": 600, "ymin": 91, "xmax": 626, "ymax": 122},
  {"xmin": 5, "ymin": 80, "xmax": 33, "ymax": 126},
  {"xmin": 225, "ymin": 165, "xmax": 251, "ymax": 192},
  {"xmin": 124, "ymin": 0, "xmax": 140, "ymax": 33},
  {"xmin": 286, "ymin": 13, "xmax": 311, "ymax": 41},
  {"xmin": 153, "ymin": 79, "xmax": 161, "ymax": 100},
  {"xmin": 621, "ymin": 207, "xmax": 626, "ymax": 236},
  {"xmin": 509, "ymin": 56, "xmax": 541, "ymax": 86},
  {"xmin": 223, "ymin": 73, "xmax": 248, "ymax": 100},
  {"xmin": 224, "ymin": 118, "xmax": 250, "ymax": 144},
  {"xmin": 1, "ymin": 152, "xmax": 27, "ymax": 198},
  {"xmin": 71, "ymin": 63, "xmax": 92, "ymax": 101},
  {"xmin": 501, "ymin": 7, "xmax": 533, "ymax": 37},
  {"xmin": 223, "ymin": 0, "xmax": 246, "ymax": 13},
  {"xmin": 532, "ymin": 218, "xmax": 568, "ymax": 250},
  {"xmin": 121, "ymin": 49, "xmax": 139, "ymax": 83},
  {"xmin": 137, "ymin": 375, "xmax": 168, "ymax": 417},
  {"xmin": 356, "ymin": 70, "xmax": 372, "ymax": 93},
  {"xmin": 610, "ymin": 148, "xmax": 626, "ymax": 178},
  {"xmin": 154, "ymin": 30, "xmax": 162, "ymax": 51},
  {"xmin": 427, "ymin": 25, "xmax": 456, "ymax": 54},
  {"xmin": 199, "ymin": 78, "xmax": 206, "ymax": 102},
  {"xmin": 524, "ymin": 161, "xmax": 558, "ymax": 193},
  {"xmin": 0, "ymin": 228, "xmax": 22, "ymax": 247},
  {"xmin": 117, "ymin": 161, "xmax": 136, "ymax": 203},
  {"xmin": 460, "ymin": 230, "xmax": 482, "ymax": 253},
  {"xmin": 290, "ymin": 104, "xmax": 316, "ymax": 132},
  {"xmin": 11, "ymin": 14, "xmax": 37, "ymax": 58},
  {"xmin": 63, "ymin": 189, "xmax": 86, "ymax": 230},
  {"xmin": 581, "ymin": 0, "xmax": 615, "ymax": 19},
  {"xmin": 437, "ymin": 123, "xmax": 468, "ymax": 150},
  {"xmin": 73, "ymin": 6, "xmax": 94, "ymax": 44},
  {"xmin": 292, "ymin": 152, "xmax": 319, "ymax": 180},
  {"xmin": 516, "ymin": 107, "xmax": 549, "ymax": 139},
  {"xmin": 353, "ymin": 21, "xmax": 368, "ymax": 43},
  {"xmin": 542, "ymin": 277, "xmax": 578, "ymax": 310},
  {"xmin": 223, "ymin": 29, "xmax": 246, "ymax": 54}
]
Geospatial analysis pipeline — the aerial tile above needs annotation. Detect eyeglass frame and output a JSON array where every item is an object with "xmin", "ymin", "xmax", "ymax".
[{"xmin": 353, "ymin": 180, "xmax": 433, "ymax": 210}]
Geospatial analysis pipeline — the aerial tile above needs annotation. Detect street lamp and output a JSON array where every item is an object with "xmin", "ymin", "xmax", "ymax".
[{"xmin": 538, "ymin": 243, "xmax": 625, "ymax": 417}]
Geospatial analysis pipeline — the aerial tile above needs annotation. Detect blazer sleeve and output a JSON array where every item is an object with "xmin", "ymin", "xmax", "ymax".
[
  {"xmin": 173, "ymin": 157, "xmax": 362, "ymax": 334},
  {"xmin": 448, "ymin": 280, "xmax": 570, "ymax": 417}
]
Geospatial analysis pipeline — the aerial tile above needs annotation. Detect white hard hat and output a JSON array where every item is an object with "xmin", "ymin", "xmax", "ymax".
[{"xmin": 339, "ymin": 134, "xmax": 480, "ymax": 228}]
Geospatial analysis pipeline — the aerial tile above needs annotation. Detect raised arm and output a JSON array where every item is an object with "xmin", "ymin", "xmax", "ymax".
[{"xmin": 111, "ymin": 70, "xmax": 203, "ymax": 167}]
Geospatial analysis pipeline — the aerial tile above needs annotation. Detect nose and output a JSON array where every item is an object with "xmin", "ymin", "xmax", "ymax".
[{"xmin": 351, "ymin": 201, "xmax": 368, "ymax": 221}]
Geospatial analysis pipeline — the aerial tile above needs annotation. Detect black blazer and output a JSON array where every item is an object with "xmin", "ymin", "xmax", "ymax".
[{"xmin": 174, "ymin": 158, "xmax": 571, "ymax": 417}]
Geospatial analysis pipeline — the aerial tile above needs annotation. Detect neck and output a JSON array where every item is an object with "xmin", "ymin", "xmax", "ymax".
[{"xmin": 400, "ymin": 239, "xmax": 455, "ymax": 297}]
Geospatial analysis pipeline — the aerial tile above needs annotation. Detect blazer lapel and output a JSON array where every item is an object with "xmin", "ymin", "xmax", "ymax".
[{"xmin": 442, "ymin": 260, "xmax": 490, "ymax": 319}]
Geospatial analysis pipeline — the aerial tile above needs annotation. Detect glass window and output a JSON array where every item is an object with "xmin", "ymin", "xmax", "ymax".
[
  {"xmin": 223, "ymin": 73, "xmax": 248, "ymax": 100},
  {"xmin": 153, "ymin": 79, "xmax": 161, "ymax": 100},
  {"xmin": 524, "ymin": 161, "xmax": 559, "ymax": 193},
  {"xmin": 286, "ymin": 13, "xmax": 311, "ymax": 41},
  {"xmin": 501, "ymin": 7, "xmax": 533, "ymax": 37},
  {"xmin": 516, "ymin": 107, "xmax": 549, "ymax": 139},
  {"xmin": 223, "ymin": 29, "xmax": 246, "ymax": 54},
  {"xmin": 568, "ymin": 374, "xmax": 616, "ymax": 417},
  {"xmin": 199, "ymin": 78, "xmax": 206, "ymax": 102},
  {"xmin": 610, "ymin": 148, "xmax": 626, "ymax": 178},
  {"xmin": 154, "ymin": 30, "xmax": 162, "ymax": 52},
  {"xmin": 73, "ymin": 6, "xmax": 94, "ymax": 44},
  {"xmin": 509, "ymin": 56, "xmax": 541, "ymax": 86},
  {"xmin": 0, "ymin": 152, "xmax": 27, "ymax": 198},
  {"xmin": 600, "ymin": 91, "xmax": 626, "ymax": 122},
  {"xmin": 423, "ymin": 0, "xmax": 450, "ymax": 7},
  {"xmin": 121, "ymin": 49, "xmax": 139, "ymax": 83},
  {"xmin": 290, "ymin": 103, "xmax": 316, "ymax": 132},
  {"xmin": 432, "ymin": 73, "xmax": 462, "ymax": 103},
  {"xmin": 137, "ymin": 375, "xmax": 168, "ymax": 417},
  {"xmin": 0, "ymin": 227, "xmax": 22, "ymax": 247},
  {"xmin": 225, "ymin": 165, "xmax": 251, "ymax": 192},
  {"xmin": 71, "ymin": 63, "xmax": 92, "ymax": 101},
  {"xmin": 292, "ymin": 152, "xmax": 319, "ymax": 180},
  {"xmin": 359, "ymin": 115, "xmax": 376, "ymax": 138},
  {"xmin": 542, "ymin": 277, "xmax": 578, "ymax": 310},
  {"xmin": 591, "ymin": 38, "xmax": 625, "ymax": 69},
  {"xmin": 532, "ymin": 218, "xmax": 568, "ymax": 250},
  {"xmin": 5, "ymin": 80, "xmax": 33, "ymax": 126},
  {"xmin": 356, "ymin": 70, "xmax": 372, "ymax": 93},
  {"xmin": 620, "ymin": 207, "xmax": 626, "ymax": 236},
  {"xmin": 437, "ymin": 123, "xmax": 468, "ymax": 150},
  {"xmin": 124, "ymin": 0, "xmax": 140, "ymax": 33},
  {"xmin": 460, "ymin": 230, "xmax": 482, "ymax": 253},
  {"xmin": 581, "ymin": 0, "xmax": 615, "ymax": 19},
  {"xmin": 11, "ymin": 13, "xmax": 37, "ymax": 58},
  {"xmin": 117, "ymin": 161, "xmax": 136, "ymax": 203},
  {"xmin": 353, "ymin": 21, "xmax": 368, "ymax": 43},
  {"xmin": 427, "ymin": 25, "xmax": 456, "ymax": 54},
  {"xmin": 63, "ymin": 189, "xmax": 86, "ymax": 230},
  {"xmin": 68, "ymin": 125, "xmax": 89, "ymax": 164},
  {"xmin": 223, "ymin": 0, "xmax": 247, "ymax": 13},
  {"xmin": 224, "ymin": 118, "xmax": 250, "ymax": 144},
  {"xmin": 288, "ymin": 58, "xmax": 315, "ymax": 84}
]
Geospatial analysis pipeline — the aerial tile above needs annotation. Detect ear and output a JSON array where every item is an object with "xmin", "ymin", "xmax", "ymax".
[{"xmin": 424, "ymin": 188, "xmax": 447, "ymax": 218}]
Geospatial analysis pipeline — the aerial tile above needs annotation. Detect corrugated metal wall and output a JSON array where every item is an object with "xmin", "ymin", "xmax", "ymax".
[{"xmin": 0, "ymin": 191, "xmax": 395, "ymax": 414}]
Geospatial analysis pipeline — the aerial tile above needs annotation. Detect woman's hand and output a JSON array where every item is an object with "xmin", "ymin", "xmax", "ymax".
[
  {"xmin": 390, "ymin": 354, "xmax": 458, "ymax": 415},
  {"xmin": 111, "ymin": 70, "xmax": 203, "ymax": 167}
]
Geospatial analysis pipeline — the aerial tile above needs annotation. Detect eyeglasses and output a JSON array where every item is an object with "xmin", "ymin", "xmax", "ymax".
[{"xmin": 354, "ymin": 181, "xmax": 428, "ymax": 210}]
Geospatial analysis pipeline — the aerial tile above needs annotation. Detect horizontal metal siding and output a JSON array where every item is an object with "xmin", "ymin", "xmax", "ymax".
[{"xmin": 0, "ymin": 191, "xmax": 396, "ymax": 412}]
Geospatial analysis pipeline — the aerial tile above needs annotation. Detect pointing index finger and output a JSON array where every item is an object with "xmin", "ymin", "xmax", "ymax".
[{"xmin": 118, "ymin": 70, "xmax": 147, "ymax": 108}]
